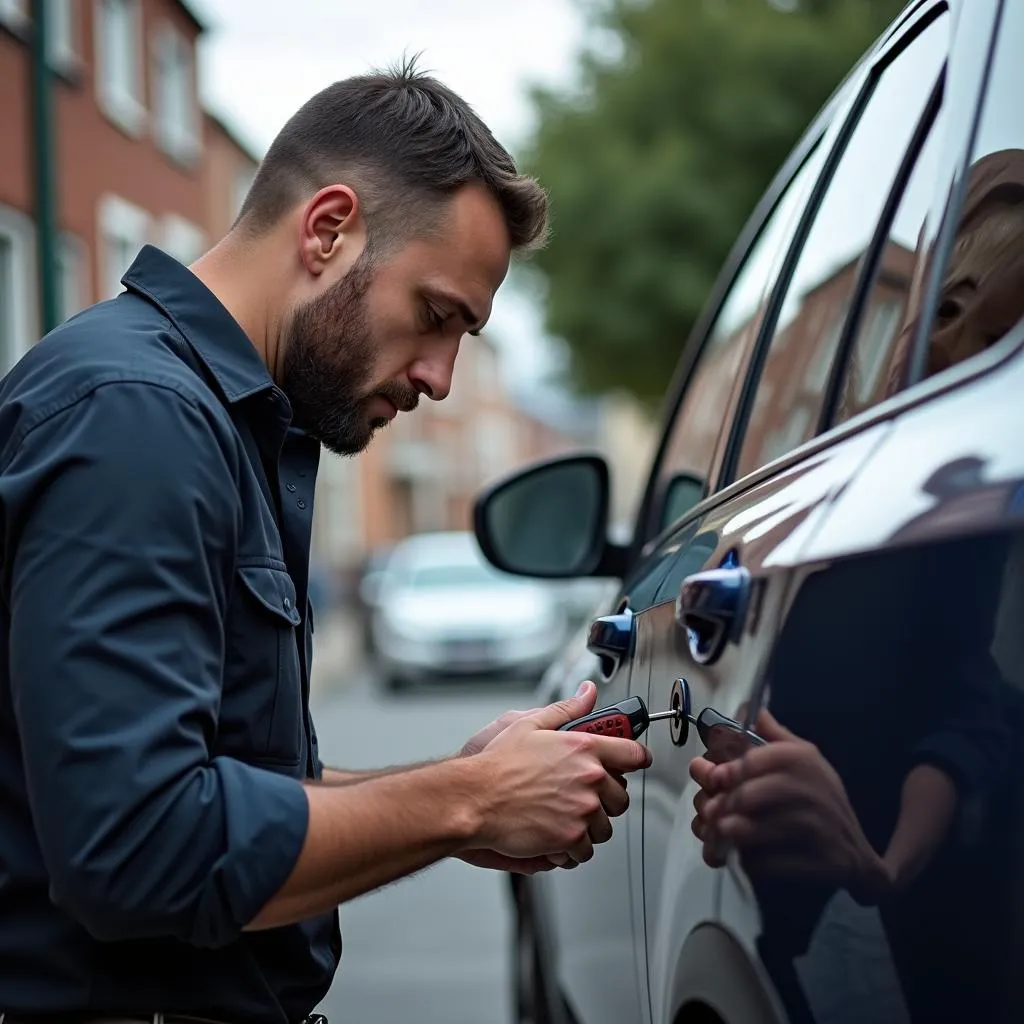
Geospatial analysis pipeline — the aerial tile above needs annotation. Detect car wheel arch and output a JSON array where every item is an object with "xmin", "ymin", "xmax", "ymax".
[{"xmin": 664, "ymin": 924, "xmax": 786, "ymax": 1024}]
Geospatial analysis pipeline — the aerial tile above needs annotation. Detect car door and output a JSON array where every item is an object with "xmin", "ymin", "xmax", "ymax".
[
  {"xmin": 738, "ymin": 3, "xmax": 1024, "ymax": 1022},
  {"xmin": 537, "ymin": 78, "xmax": 843, "ymax": 1024},
  {"xmin": 632, "ymin": 5, "xmax": 971, "ymax": 1022}
]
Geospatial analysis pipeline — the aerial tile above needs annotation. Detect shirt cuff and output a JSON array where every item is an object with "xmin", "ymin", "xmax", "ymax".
[{"xmin": 194, "ymin": 759, "xmax": 309, "ymax": 948}]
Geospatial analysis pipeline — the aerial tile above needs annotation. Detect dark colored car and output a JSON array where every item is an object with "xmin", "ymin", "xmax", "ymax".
[{"xmin": 472, "ymin": 2, "xmax": 1024, "ymax": 1022}]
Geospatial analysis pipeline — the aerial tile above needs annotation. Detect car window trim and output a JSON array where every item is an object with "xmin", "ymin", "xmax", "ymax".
[
  {"xmin": 906, "ymin": 0, "xmax": 1008, "ymax": 384},
  {"xmin": 718, "ymin": 0, "xmax": 951, "ymax": 490},
  {"xmin": 819, "ymin": 71, "xmax": 946, "ymax": 434},
  {"xmin": 627, "ymin": 118, "xmax": 831, "ymax": 559}
]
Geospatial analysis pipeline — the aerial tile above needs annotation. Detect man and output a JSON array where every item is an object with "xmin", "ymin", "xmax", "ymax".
[{"xmin": 0, "ymin": 64, "xmax": 650, "ymax": 1024}]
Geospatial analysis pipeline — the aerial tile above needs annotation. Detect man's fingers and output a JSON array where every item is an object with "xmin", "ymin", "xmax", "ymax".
[
  {"xmin": 567, "ymin": 833, "xmax": 595, "ymax": 865},
  {"xmin": 527, "ymin": 681, "xmax": 598, "ymax": 730},
  {"xmin": 587, "ymin": 808, "xmax": 614, "ymax": 845},
  {"xmin": 547, "ymin": 852, "xmax": 572, "ymax": 868},
  {"xmin": 708, "ymin": 738, "xmax": 806, "ymax": 791},
  {"xmin": 597, "ymin": 772, "xmax": 630, "ymax": 817},
  {"xmin": 585, "ymin": 735, "xmax": 653, "ymax": 773},
  {"xmin": 703, "ymin": 774, "xmax": 802, "ymax": 822},
  {"xmin": 690, "ymin": 756, "xmax": 720, "ymax": 792}
]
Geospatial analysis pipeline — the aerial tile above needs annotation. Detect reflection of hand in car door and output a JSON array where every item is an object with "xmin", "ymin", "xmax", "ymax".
[{"xmin": 688, "ymin": 707, "xmax": 954, "ymax": 905}]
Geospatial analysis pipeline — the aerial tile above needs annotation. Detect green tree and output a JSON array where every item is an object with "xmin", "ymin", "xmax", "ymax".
[{"xmin": 526, "ymin": 0, "xmax": 905, "ymax": 406}]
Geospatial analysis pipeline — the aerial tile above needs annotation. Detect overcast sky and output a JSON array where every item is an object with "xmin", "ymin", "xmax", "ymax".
[{"xmin": 192, "ymin": 0, "xmax": 589, "ymax": 386}]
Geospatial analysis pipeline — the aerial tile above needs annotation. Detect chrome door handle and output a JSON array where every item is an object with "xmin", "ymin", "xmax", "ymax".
[
  {"xmin": 587, "ymin": 608, "xmax": 634, "ymax": 677},
  {"xmin": 676, "ymin": 567, "xmax": 751, "ymax": 665}
]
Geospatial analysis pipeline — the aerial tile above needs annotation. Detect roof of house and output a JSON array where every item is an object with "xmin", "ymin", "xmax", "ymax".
[{"xmin": 174, "ymin": 0, "xmax": 207, "ymax": 32}]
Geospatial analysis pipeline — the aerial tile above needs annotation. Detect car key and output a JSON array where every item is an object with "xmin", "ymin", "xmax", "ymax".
[
  {"xmin": 558, "ymin": 695, "xmax": 677, "ymax": 741},
  {"xmin": 686, "ymin": 706, "xmax": 767, "ymax": 760}
]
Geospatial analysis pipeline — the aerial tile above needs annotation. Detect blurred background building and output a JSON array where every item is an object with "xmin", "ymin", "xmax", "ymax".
[{"xmin": 0, "ymin": 0, "xmax": 659, "ymax": 614}]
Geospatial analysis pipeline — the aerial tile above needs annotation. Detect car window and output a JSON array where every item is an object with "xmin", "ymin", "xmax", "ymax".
[
  {"xmin": 908, "ymin": 4, "xmax": 1024, "ymax": 386},
  {"xmin": 832, "ymin": 87, "xmax": 946, "ymax": 425},
  {"xmin": 651, "ymin": 141, "xmax": 828, "ymax": 535},
  {"xmin": 732, "ymin": 13, "xmax": 949, "ymax": 481}
]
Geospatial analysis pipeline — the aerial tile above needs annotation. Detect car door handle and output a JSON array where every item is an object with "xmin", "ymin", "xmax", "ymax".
[
  {"xmin": 676, "ymin": 567, "xmax": 751, "ymax": 665},
  {"xmin": 587, "ymin": 607, "xmax": 634, "ymax": 678}
]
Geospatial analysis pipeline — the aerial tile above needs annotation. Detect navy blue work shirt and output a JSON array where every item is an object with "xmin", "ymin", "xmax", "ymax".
[{"xmin": 0, "ymin": 246, "xmax": 341, "ymax": 1022}]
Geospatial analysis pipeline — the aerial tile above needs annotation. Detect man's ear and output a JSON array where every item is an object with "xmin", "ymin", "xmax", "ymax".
[{"xmin": 299, "ymin": 185, "xmax": 366, "ymax": 276}]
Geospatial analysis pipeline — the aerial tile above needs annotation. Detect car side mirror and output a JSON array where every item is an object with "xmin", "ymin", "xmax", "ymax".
[{"xmin": 473, "ymin": 454, "xmax": 628, "ymax": 579}]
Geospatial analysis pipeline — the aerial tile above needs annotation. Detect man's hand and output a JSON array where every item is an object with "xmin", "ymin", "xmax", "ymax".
[
  {"xmin": 458, "ymin": 849, "xmax": 558, "ymax": 875},
  {"xmin": 468, "ymin": 683, "xmax": 650, "ymax": 866},
  {"xmin": 459, "ymin": 706, "xmax": 546, "ymax": 758},
  {"xmin": 456, "ymin": 682, "xmax": 633, "ymax": 872},
  {"xmin": 689, "ymin": 709, "xmax": 890, "ymax": 903}
]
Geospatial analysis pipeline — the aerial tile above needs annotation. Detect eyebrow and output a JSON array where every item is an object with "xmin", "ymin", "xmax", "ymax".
[{"xmin": 427, "ymin": 288, "xmax": 486, "ymax": 336}]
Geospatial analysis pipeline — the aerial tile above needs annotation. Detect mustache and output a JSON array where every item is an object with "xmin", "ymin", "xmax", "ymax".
[{"xmin": 374, "ymin": 381, "xmax": 420, "ymax": 413}]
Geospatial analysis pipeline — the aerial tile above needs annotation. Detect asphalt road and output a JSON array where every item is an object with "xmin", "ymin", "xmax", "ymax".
[{"xmin": 310, "ymin": 666, "xmax": 539, "ymax": 1024}]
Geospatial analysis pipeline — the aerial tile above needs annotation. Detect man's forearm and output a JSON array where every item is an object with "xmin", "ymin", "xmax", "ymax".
[
  {"xmin": 319, "ymin": 760, "xmax": 449, "ymax": 786},
  {"xmin": 245, "ymin": 757, "xmax": 488, "ymax": 930}
]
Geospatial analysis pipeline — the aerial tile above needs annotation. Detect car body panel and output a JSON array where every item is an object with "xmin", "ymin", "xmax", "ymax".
[
  {"xmin": 636, "ymin": 424, "xmax": 891, "ymax": 1024},
  {"xmin": 483, "ymin": 0, "xmax": 1024, "ymax": 1020}
]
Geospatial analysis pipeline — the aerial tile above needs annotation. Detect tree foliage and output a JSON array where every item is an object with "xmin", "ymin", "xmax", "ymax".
[{"xmin": 526, "ymin": 0, "xmax": 907, "ymax": 406}]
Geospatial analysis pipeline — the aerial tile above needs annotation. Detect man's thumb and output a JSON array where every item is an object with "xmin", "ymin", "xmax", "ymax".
[{"xmin": 531, "ymin": 680, "xmax": 597, "ymax": 730}]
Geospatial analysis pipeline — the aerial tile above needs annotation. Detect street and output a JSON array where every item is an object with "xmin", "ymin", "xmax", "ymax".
[{"xmin": 310, "ymin": 665, "xmax": 538, "ymax": 1024}]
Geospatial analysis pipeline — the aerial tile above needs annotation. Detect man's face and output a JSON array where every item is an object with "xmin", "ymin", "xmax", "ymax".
[{"xmin": 281, "ymin": 183, "xmax": 511, "ymax": 456}]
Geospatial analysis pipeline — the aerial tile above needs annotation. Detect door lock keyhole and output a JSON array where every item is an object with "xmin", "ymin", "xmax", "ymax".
[{"xmin": 670, "ymin": 677, "xmax": 691, "ymax": 747}]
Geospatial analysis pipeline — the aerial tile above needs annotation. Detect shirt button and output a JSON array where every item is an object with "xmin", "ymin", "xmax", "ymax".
[
  {"xmin": 297, "ymin": 500, "xmax": 308, "ymax": 510},
  {"xmin": 286, "ymin": 483, "xmax": 297, "ymax": 493},
  {"xmin": 284, "ymin": 597, "xmax": 292, "ymax": 610}
]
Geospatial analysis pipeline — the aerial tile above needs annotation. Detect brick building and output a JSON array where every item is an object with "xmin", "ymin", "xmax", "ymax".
[
  {"xmin": 310, "ymin": 333, "xmax": 586, "ymax": 577},
  {"xmin": 0, "ymin": 0, "xmax": 256, "ymax": 368}
]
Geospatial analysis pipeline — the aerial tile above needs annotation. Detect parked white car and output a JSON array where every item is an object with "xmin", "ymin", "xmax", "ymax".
[{"xmin": 370, "ymin": 531, "xmax": 569, "ymax": 690}]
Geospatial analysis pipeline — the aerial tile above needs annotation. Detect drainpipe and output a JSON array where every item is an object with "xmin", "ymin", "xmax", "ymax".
[{"xmin": 30, "ymin": 0, "xmax": 59, "ymax": 334}]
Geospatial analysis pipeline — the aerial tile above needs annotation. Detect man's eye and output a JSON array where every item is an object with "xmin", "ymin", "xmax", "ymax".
[{"xmin": 425, "ymin": 305, "xmax": 444, "ymax": 330}]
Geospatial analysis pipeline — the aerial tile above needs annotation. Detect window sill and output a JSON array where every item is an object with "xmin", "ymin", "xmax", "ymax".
[
  {"xmin": 157, "ymin": 131, "xmax": 201, "ymax": 172},
  {"xmin": 50, "ymin": 50, "xmax": 84, "ymax": 86},
  {"xmin": 99, "ymin": 90, "xmax": 147, "ymax": 140},
  {"xmin": 0, "ymin": 11, "xmax": 30, "ymax": 43}
]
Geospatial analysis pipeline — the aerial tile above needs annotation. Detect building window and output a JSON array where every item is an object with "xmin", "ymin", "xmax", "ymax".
[
  {"xmin": 160, "ymin": 214, "xmax": 205, "ymax": 265},
  {"xmin": 0, "ymin": 0, "xmax": 28, "ymax": 33},
  {"xmin": 153, "ymin": 22, "xmax": 198, "ymax": 164},
  {"xmin": 56, "ymin": 233, "xmax": 87, "ymax": 322},
  {"xmin": 0, "ymin": 205, "xmax": 38, "ymax": 371},
  {"xmin": 233, "ymin": 165, "xmax": 256, "ymax": 220},
  {"xmin": 94, "ymin": 0, "xmax": 145, "ymax": 136},
  {"xmin": 98, "ymin": 194, "xmax": 148, "ymax": 299},
  {"xmin": 47, "ymin": 0, "xmax": 78, "ymax": 71}
]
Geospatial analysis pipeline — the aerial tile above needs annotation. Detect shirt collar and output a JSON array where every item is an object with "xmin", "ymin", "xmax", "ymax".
[{"xmin": 121, "ymin": 245, "xmax": 275, "ymax": 404}]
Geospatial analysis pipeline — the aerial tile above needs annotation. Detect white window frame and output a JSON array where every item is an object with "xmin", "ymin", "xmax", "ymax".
[
  {"xmin": 151, "ymin": 20, "xmax": 199, "ymax": 165},
  {"xmin": 56, "ymin": 232, "xmax": 88, "ymax": 322},
  {"xmin": 0, "ymin": 205, "xmax": 39, "ymax": 370},
  {"xmin": 94, "ymin": 0, "xmax": 146, "ymax": 137},
  {"xmin": 0, "ymin": 0, "xmax": 28, "ymax": 33},
  {"xmin": 46, "ymin": 0, "xmax": 79, "ymax": 72},
  {"xmin": 160, "ymin": 213, "xmax": 205, "ymax": 265},
  {"xmin": 98, "ymin": 194, "xmax": 149, "ymax": 299},
  {"xmin": 232, "ymin": 164, "xmax": 256, "ymax": 221}
]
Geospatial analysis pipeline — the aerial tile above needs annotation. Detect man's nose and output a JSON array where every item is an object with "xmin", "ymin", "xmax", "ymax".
[{"xmin": 409, "ymin": 340, "xmax": 460, "ymax": 402}]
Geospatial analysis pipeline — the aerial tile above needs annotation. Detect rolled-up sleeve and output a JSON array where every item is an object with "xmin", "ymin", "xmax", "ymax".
[{"xmin": 2, "ymin": 380, "xmax": 309, "ymax": 948}]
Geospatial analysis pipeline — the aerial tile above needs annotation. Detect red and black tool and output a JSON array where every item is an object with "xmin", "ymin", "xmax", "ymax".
[
  {"xmin": 558, "ymin": 693, "xmax": 767, "ymax": 753},
  {"xmin": 557, "ymin": 695, "xmax": 678, "ymax": 741}
]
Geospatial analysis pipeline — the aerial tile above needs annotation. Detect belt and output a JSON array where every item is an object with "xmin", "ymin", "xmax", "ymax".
[{"xmin": 0, "ymin": 1016, "xmax": 327, "ymax": 1024}]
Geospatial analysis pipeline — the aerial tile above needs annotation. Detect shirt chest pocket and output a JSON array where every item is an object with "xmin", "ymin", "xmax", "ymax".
[{"xmin": 221, "ymin": 563, "xmax": 305, "ymax": 766}]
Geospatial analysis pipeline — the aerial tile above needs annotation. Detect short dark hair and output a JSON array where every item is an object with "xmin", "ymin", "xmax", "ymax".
[{"xmin": 236, "ymin": 57, "xmax": 548, "ymax": 254}]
